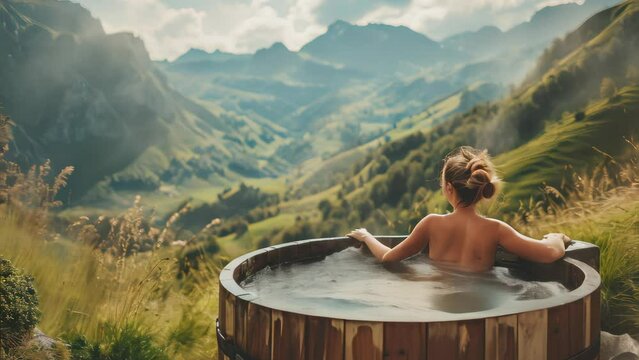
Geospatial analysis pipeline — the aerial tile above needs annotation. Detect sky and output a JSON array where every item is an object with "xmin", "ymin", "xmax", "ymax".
[{"xmin": 73, "ymin": 0, "xmax": 583, "ymax": 61}]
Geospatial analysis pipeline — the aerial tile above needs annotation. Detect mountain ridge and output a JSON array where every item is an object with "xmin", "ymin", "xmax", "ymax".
[{"xmin": 0, "ymin": 0, "xmax": 287, "ymax": 203}]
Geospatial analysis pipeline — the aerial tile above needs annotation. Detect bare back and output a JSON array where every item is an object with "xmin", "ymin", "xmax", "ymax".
[
  {"xmin": 426, "ymin": 212, "xmax": 500, "ymax": 272},
  {"xmin": 354, "ymin": 209, "xmax": 567, "ymax": 271}
]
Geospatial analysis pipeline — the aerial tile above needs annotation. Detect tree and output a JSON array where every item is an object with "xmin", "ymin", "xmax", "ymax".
[
  {"xmin": 318, "ymin": 199, "xmax": 332, "ymax": 220},
  {"xmin": 386, "ymin": 166, "xmax": 407, "ymax": 205},
  {"xmin": 233, "ymin": 220, "xmax": 249, "ymax": 236},
  {"xmin": 355, "ymin": 198, "xmax": 374, "ymax": 221},
  {"xmin": 369, "ymin": 155, "xmax": 390, "ymax": 178},
  {"xmin": 370, "ymin": 181, "xmax": 388, "ymax": 206},
  {"xmin": 406, "ymin": 162, "xmax": 425, "ymax": 193}
]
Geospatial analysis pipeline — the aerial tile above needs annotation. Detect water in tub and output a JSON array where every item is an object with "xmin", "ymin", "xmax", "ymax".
[{"xmin": 240, "ymin": 247, "xmax": 569, "ymax": 319}]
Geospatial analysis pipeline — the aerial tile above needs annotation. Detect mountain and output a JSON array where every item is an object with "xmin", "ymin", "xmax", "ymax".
[
  {"xmin": 164, "ymin": 41, "xmax": 362, "ymax": 85},
  {"xmin": 442, "ymin": 0, "xmax": 620, "ymax": 60},
  {"xmin": 173, "ymin": 49, "xmax": 249, "ymax": 64},
  {"xmin": 300, "ymin": 20, "xmax": 459, "ymax": 76},
  {"xmin": 161, "ymin": 1, "xmax": 615, "ymax": 170},
  {"xmin": 0, "ymin": 0, "xmax": 287, "ymax": 203}
]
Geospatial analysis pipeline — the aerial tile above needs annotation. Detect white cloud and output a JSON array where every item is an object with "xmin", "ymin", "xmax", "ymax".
[
  {"xmin": 73, "ymin": 0, "xmax": 582, "ymax": 60},
  {"xmin": 355, "ymin": 0, "xmax": 580, "ymax": 39},
  {"xmin": 74, "ymin": 0, "xmax": 326, "ymax": 60},
  {"xmin": 534, "ymin": 0, "xmax": 584, "ymax": 9}
]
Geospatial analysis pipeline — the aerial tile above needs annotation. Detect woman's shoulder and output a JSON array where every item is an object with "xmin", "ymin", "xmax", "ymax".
[
  {"xmin": 478, "ymin": 216, "xmax": 508, "ymax": 230},
  {"xmin": 422, "ymin": 213, "xmax": 446, "ymax": 222},
  {"xmin": 412, "ymin": 214, "xmax": 443, "ymax": 229},
  {"xmin": 418, "ymin": 213, "xmax": 449, "ymax": 229}
]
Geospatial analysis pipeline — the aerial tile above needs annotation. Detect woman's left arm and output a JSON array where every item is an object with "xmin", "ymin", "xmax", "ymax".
[{"xmin": 347, "ymin": 215, "xmax": 431, "ymax": 263}]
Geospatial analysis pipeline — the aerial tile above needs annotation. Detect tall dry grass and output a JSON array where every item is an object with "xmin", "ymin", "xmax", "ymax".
[
  {"xmin": 514, "ymin": 139, "xmax": 639, "ymax": 334},
  {"xmin": 0, "ymin": 114, "xmax": 73, "ymax": 238},
  {"xmin": 0, "ymin": 114, "xmax": 222, "ymax": 359}
]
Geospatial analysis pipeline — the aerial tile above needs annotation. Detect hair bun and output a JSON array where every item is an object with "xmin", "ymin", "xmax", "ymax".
[
  {"xmin": 442, "ymin": 146, "xmax": 500, "ymax": 207},
  {"xmin": 468, "ymin": 168, "xmax": 495, "ymax": 199},
  {"xmin": 482, "ymin": 181, "xmax": 496, "ymax": 199},
  {"xmin": 468, "ymin": 168, "xmax": 490, "ymax": 186}
]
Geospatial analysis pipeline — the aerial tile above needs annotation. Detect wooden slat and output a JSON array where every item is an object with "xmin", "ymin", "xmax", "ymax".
[
  {"xmin": 428, "ymin": 322, "xmax": 457, "ymax": 359},
  {"xmin": 345, "ymin": 321, "xmax": 383, "ymax": 360},
  {"xmin": 568, "ymin": 263, "xmax": 585, "ymax": 290},
  {"xmin": 235, "ymin": 298, "xmax": 249, "ymax": 353},
  {"xmin": 590, "ymin": 289, "xmax": 601, "ymax": 346},
  {"xmin": 282, "ymin": 243, "xmax": 300, "ymax": 264},
  {"xmin": 218, "ymin": 283, "xmax": 227, "ymax": 360},
  {"xmin": 568, "ymin": 299, "xmax": 585, "ymax": 355},
  {"xmin": 247, "ymin": 303, "xmax": 271, "ymax": 360},
  {"xmin": 248, "ymin": 251, "xmax": 268, "ymax": 276},
  {"xmin": 305, "ymin": 317, "xmax": 324, "ymax": 360},
  {"xmin": 309, "ymin": 241, "xmax": 329, "ymax": 259},
  {"xmin": 499, "ymin": 315, "xmax": 517, "ymax": 360},
  {"xmin": 223, "ymin": 290, "xmax": 235, "ymax": 360},
  {"xmin": 584, "ymin": 294, "xmax": 592, "ymax": 348},
  {"xmin": 271, "ymin": 310, "xmax": 305, "ymax": 360},
  {"xmin": 383, "ymin": 322, "xmax": 427, "ymax": 360},
  {"xmin": 485, "ymin": 317, "xmax": 497, "ymax": 360},
  {"xmin": 305, "ymin": 317, "xmax": 344, "ymax": 360},
  {"xmin": 296, "ymin": 241, "xmax": 313, "ymax": 261},
  {"xmin": 271, "ymin": 310, "xmax": 283, "ymax": 360},
  {"xmin": 547, "ymin": 304, "xmax": 570, "ymax": 360},
  {"xmin": 485, "ymin": 315, "xmax": 517, "ymax": 360},
  {"xmin": 234, "ymin": 260, "xmax": 248, "ymax": 282},
  {"xmin": 458, "ymin": 319, "xmax": 484, "ymax": 360},
  {"xmin": 517, "ymin": 310, "xmax": 547, "ymax": 360}
]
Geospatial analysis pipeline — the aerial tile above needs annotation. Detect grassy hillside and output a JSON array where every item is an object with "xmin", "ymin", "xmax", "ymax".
[
  {"xmin": 497, "ymin": 86, "xmax": 639, "ymax": 209},
  {"xmin": 287, "ymin": 82, "xmax": 503, "ymax": 196}
]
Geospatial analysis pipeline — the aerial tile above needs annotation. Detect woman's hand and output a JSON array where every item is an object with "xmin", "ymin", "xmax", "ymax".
[
  {"xmin": 346, "ymin": 228, "xmax": 372, "ymax": 242},
  {"xmin": 543, "ymin": 233, "xmax": 572, "ymax": 249}
]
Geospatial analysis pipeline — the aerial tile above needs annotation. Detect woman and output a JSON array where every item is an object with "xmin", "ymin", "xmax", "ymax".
[{"xmin": 347, "ymin": 146, "xmax": 570, "ymax": 272}]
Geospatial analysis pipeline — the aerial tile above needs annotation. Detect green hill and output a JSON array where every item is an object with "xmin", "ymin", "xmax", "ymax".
[
  {"xmin": 288, "ymin": 82, "xmax": 504, "ymax": 196},
  {"xmin": 496, "ymin": 86, "xmax": 639, "ymax": 207},
  {"xmin": 0, "ymin": 0, "xmax": 287, "ymax": 204}
]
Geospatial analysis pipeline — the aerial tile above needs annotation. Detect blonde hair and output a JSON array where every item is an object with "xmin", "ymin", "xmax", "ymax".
[{"xmin": 441, "ymin": 146, "xmax": 500, "ymax": 207}]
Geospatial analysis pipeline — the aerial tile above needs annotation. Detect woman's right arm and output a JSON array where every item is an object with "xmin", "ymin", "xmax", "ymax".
[{"xmin": 496, "ymin": 221, "xmax": 568, "ymax": 263}]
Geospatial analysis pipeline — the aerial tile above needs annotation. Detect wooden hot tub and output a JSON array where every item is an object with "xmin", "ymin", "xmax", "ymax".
[{"xmin": 217, "ymin": 237, "xmax": 601, "ymax": 360}]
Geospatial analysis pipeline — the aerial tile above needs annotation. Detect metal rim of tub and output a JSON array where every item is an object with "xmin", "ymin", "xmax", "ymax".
[{"xmin": 217, "ymin": 236, "xmax": 602, "ymax": 360}]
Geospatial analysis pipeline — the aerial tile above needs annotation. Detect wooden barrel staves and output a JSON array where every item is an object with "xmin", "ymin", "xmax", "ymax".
[{"xmin": 217, "ymin": 237, "xmax": 601, "ymax": 360}]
